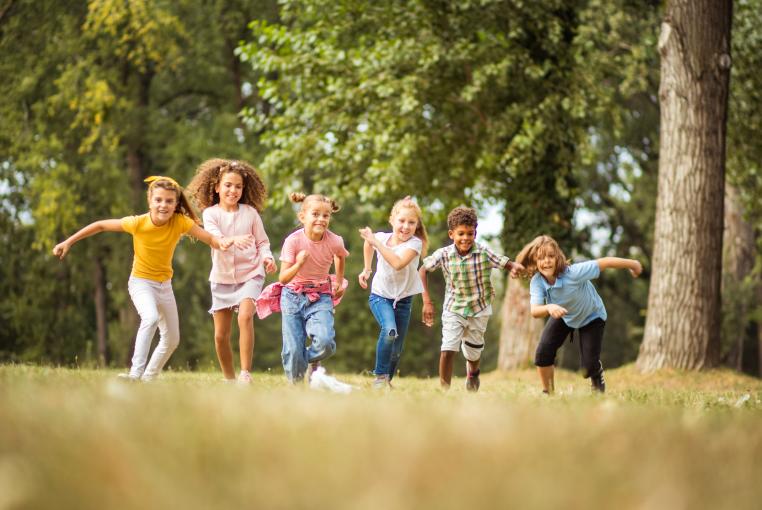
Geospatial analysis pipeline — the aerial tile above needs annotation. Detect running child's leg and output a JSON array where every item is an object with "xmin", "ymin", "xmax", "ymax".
[
  {"xmin": 578, "ymin": 318, "xmax": 606, "ymax": 392},
  {"xmin": 213, "ymin": 309, "xmax": 235, "ymax": 380},
  {"xmin": 535, "ymin": 317, "xmax": 572, "ymax": 394},
  {"xmin": 127, "ymin": 277, "xmax": 162, "ymax": 379},
  {"xmin": 142, "ymin": 282, "xmax": 180, "ymax": 380},
  {"xmin": 439, "ymin": 351, "xmax": 456, "ymax": 388},
  {"xmin": 281, "ymin": 288, "xmax": 309, "ymax": 382},
  {"xmin": 304, "ymin": 294, "xmax": 336, "ymax": 364},
  {"xmin": 460, "ymin": 315, "xmax": 489, "ymax": 392},
  {"xmin": 388, "ymin": 297, "xmax": 413, "ymax": 381},
  {"xmin": 369, "ymin": 294, "xmax": 398, "ymax": 378},
  {"xmin": 237, "ymin": 298, "xmax": 256, "ymax": 373},
  {"xmin": 440, "ymin": 311, "xmax": 466, "ymax": 389}
]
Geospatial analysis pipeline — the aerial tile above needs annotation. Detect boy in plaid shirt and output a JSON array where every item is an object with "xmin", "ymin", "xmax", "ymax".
[{"xmin": 419, "ymin": 206, "xmax": 523, "ymax": 391}]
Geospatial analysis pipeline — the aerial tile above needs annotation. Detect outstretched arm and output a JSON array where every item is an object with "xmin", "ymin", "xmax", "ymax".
[
  {"xmin": 52, "ymin": 219, "xmax": 124, "ymax": 259},
  {"xmin": 506, "ymin": 260, "xmax": 525, "ymax": 278},
  {"xmin": 187, "ymin": 224, "xmax": 233, "ymax": 251},
  {"xmin": 597, "ymin": 257, "xmax": 642, "ymax": 278}
]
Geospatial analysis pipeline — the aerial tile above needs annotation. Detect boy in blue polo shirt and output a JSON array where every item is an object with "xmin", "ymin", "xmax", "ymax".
[
  {"xmin": 515, "ymin": 235, "xmax": 642, "ymax": 394},
  {"xmin": 420, "ymin": 206, "xmax": 523, "ymax": 391}
]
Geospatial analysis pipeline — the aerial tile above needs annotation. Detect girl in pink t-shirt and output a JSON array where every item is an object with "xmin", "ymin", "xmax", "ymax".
[
  {"xmin": 187, "ymin": 159, "xmax": 277, "ymax": 384},
  {"xmin": 278, "ymin": 192, "xmax": 349, "ymax": 383}
]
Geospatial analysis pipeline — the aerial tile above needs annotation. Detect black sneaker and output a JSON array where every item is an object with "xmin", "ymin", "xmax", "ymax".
[
  {"xmin": 591, "ymin": 363, "xmax": 606, "ymax": 393},
  {"xmin": 465, "ymin": 369, "xmax": 481, "ymax": 392}
]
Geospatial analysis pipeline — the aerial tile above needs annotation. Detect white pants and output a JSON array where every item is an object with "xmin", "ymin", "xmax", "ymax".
[{"xmin": 128, "ymin": 277, "xmax": 180, "ymax": 380}]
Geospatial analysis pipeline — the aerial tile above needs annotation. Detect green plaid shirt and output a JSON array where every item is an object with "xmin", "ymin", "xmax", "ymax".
[{"xmin": 422, "ymin": 242, "xmax": 510, "ymax": 317}]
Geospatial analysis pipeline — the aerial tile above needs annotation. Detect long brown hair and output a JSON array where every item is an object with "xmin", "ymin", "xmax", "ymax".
[
  {"xmin": 187, "ymin": 158, "xmax": 267, "ymax": 212},
  {"xmin": 515, "ymin": 235, "xmax": 569, "ymax": 279}
]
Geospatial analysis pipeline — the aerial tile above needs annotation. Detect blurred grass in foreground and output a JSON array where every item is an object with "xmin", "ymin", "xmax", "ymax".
[{"xmin": 1, "ymin": 364, "xmax": 761, "ymax": 510}]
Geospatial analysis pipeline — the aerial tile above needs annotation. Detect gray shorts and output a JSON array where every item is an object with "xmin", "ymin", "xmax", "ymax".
[
  {"xmin": 440, "ymin": 310, "xmax": 490, "ymax": 362},
  {"xmin": 208, "ymin": 276, "xmax": 264, "ymax": 314}
]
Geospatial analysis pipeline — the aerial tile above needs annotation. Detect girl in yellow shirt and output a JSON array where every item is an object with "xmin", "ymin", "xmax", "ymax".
[{"xmin": 53, "ymin": 177, "xmax": 242, "ymax": 381}]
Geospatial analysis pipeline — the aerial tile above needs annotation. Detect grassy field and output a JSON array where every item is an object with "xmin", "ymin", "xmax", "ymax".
[{"xmin": 1, "ymin": 365, "xmax": 761, "ymax": 510}]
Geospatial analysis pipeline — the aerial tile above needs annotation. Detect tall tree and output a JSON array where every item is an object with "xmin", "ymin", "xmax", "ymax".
[{"xmin": 637, "ymin": 0, "xmax": 732, "ymax": 371}]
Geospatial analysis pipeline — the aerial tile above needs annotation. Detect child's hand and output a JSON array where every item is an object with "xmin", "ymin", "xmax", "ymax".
[
  {"xmin": 548, "ymin": 304, "xmax": 567, "ymax": 319},
  {"xmin": 508, "ymin": 260, "xmax": 525, "ymax": 278},
  {"xmin": 358, "ymin": 269, "xmax": 371, "ymax": 289},
  {"xmin": 629, "ymin": 260, "xmax": 643, "ymax": 278},
  {"xmin": 52, "ymin": 242, "xmax": 70, "ymax": 260},
  {"xmin": 358, "ymin": 227, "xmax": 376, "ymax": 245},
  {"xmin": 219, "ymin": 238, "xmax": 235, "ymax": 251},
  {"xmin": 422, "ymin": 302, "xmax": 435, "ymax": 327},
  {"xmin": 233, "ymin": 235, "xmax": 255, "ymax": 249},
  {"xmin": 295, "ymin": 250, "xmax": 309, "ymax": 265},
  {"xmin": 333, "ymin": 280, "xmax": 345, "ymax": 298},
  {"xmin": 264, "ymin": 257, "xmax": 277, "ymax": 274}
]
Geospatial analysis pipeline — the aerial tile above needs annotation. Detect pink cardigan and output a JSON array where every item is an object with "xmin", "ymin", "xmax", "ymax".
[{"xmin": 203, "ymin": 204, "xmax": 273, "ymax": 284}]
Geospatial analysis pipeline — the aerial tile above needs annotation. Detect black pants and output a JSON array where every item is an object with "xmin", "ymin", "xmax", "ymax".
[{"xmin": 534, "ymin": 317, "xmax": 605, "ymax": 378}]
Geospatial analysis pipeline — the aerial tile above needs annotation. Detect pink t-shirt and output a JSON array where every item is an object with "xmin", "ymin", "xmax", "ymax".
[{"xmin": 280, "ymin": 228, "xmax": 349, "ymax": 285}]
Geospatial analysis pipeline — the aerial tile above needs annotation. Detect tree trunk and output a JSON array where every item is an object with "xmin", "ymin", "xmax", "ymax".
[
  {"xmin": 721, "ymin": 184, "xmax": 755, "ymax": 370},
  {"xmin": 92, "ymin": 253, "xmax": 109, "ymax": 366},
  {"xmin": 497, "ymin": 277, "xmax": 544, "ymax": 370},
  {"xmin": 637, "ymin": 0, "xmax": 732, "ymax": 372}
]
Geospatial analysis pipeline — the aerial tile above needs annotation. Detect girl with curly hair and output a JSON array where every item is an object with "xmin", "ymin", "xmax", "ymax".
[{"xmin": 187, "ymin": 159, "xmax": 276, "ymax": 384}]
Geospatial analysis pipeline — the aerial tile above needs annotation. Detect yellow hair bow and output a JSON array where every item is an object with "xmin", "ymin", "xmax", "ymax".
[{"xmin": 144, "ymin": 175, "xmax": 181, "ymax": 189}]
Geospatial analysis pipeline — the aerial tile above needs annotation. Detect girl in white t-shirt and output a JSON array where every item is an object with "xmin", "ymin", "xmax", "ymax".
[{"xmin": 358, "ymin": 197, "xmax": 428, "ymax": 389}]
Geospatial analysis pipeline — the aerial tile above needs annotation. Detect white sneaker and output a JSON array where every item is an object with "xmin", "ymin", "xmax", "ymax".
[
  {"xmin": 309, "ymin": 367, "xmax": 354, "ymax": 394},
  {"xmin": 117, "ymin": 373, "xmax": 139, "ymax": 382},
  {"xmin": 237, "ymin": 371, "xmax": 252, "ymax": 385}
]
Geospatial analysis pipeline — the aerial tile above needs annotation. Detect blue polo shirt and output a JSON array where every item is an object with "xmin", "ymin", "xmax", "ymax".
[{"xmin": 529, "ymin": 260, "xmax": 606, "ymax": 328}]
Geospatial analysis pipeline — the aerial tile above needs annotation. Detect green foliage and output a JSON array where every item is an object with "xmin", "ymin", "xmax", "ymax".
[
  {"xmin": 0, "ymin": 0, "xmax": 279, "ymax": 368},
  {"xmin": 241, "ymin": 0, "xmax": 590, "ymax": 224}
]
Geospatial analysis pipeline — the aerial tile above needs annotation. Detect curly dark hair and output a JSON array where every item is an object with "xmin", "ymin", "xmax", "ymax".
[
  {"xmin": 186, "ymin": 158, "xmax": 267, "ymax": 212},
  {"xmin": 447, "ymin": 206, "xmax": 478, "ymax": 230}
]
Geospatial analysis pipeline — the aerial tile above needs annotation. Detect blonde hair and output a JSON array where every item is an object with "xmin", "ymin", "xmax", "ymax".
[
  {"xmin": 390, "ymin": 196, "xmax": 428, "ymax": 256},
  {"xmin": 289, "ymin": 192, "xmax": 341, "ymax": 213},
  {"xmin": 515, "ymin": 235, "xmax": 569, "ymax": 279},
  {"xmin": 187, "ymin": 158, "xmax": 267, "ymax": 212},
  {"xmin": 146, "ymin": 178, "xmax": 200, "ymax": 224}
]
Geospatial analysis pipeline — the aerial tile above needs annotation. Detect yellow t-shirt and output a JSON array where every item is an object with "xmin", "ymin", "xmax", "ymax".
[{"xmin": 121, "ymin": 213, "xmax": 196, "ymax": 282}]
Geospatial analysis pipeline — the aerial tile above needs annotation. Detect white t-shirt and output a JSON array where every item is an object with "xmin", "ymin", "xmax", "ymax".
[{"xmin": 370, "ymin": 232, "xmax": 424, "ymax": 301}]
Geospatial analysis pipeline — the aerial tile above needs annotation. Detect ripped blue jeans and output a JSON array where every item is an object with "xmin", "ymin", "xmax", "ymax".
[
  {"xmin": 369, "ymin": 293, "xmax": 413, "ymax": 380},
  {"xmin": 280, "ymin": 287, "xmax": 336, "ymax": 382}
]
